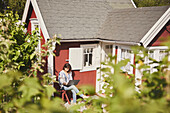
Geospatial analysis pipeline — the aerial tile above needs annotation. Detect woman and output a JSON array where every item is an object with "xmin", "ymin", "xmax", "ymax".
[{"xmin": 58, "ymin": 63, "xmax": 88, "ymax": 104}]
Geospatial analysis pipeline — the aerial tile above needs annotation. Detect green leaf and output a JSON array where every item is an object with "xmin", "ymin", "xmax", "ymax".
[
  {"xmin": 30, "ymin": 52, "xmax": 36, "ymax": 60},
  {"xmin": 44, "ymin": 85, "xmax": 56, "ymax": 98},
  {"xmin": 19, "ymin": 77, "xmax": 42, "ymax": 100}
]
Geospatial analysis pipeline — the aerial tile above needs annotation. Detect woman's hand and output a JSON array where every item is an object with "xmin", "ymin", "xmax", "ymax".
[{"xmin": 63, "ymin": 82, "xmax": 68, "ymax": 86}]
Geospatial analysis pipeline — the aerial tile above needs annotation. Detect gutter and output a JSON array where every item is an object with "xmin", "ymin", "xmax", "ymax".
[{"xmin": 60, "ymin": 38, "xmax": 140, "ymax": 46}]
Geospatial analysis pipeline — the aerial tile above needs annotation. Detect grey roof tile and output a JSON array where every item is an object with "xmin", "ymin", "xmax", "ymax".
[
  {"xmin": 36, "ymin": 0, "xmax": 134, "ymax": 39},
  {"xmin": 36, "ymin": 0, "xmax": 168, "ymax": 42},
  {"xmin": 98, "ymin": 6, "xmax": 169, "ymax": 43}
]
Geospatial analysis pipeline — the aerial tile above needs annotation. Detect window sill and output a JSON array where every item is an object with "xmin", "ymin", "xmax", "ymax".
[{"xmin": 80, "ymin": 66, "xmax": 96, "ymax": 72}]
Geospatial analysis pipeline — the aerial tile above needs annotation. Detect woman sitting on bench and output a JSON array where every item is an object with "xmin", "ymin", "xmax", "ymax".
[{"xmin": 58, "ymin": 63, "xmax": 88, "ymax": 104}]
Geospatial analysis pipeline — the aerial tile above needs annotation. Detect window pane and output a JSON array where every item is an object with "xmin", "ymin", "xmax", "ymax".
[
  {"xmin": 84, "ymin": 49, "xmax": 87, "ymax": 53},
  {"xmin": 87, "ymin": 48, "xmax": 89, "ymax": 53},
  {"xmin": 126, "ymin": 50, "xmax": 131, "ymax": 59},
  {"xmin": 84, "ymin": 54, "xmax": 88, "ymax": 66},
  {"xmin": 159, "ymin": 50, "xmax": 167, "ymax": 61},
  {"xmin": 121, "ymin": 49, "xmax": 125, "ymax": 59},
  {"xmin": 149, "ymin": 51, "xmax": 154, "ymax": 58},
  {"xmin": 83, "ymin": 47, "xmax": 94, "ymax": 67},
  {"xmin": 91, "ymin": 48, "xmax": 93, "ymax": 53},
  {"xmin": 121, "ymin": 49, "xmax": 132, "ymax": 74},
  {"xmin": 105, "ymin": 45, "xmax": 109, "ymax": 49},
  {"xmin": 105, "ymin": 45, "xmax": 112, "ymax": 58},
  {"xmin": 89, "ymin": 54, "xmax": 92, "ymax": 66}
]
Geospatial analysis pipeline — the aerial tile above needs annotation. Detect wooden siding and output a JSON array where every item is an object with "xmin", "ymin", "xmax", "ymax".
[{"xmin": 54, "ymin": 42, "xmax": 97, "ymax": 89}]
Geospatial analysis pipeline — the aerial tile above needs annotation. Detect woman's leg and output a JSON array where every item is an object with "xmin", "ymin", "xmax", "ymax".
[
  {"xmin": 63, "ymin": 85, "xmax": 84, "ymax": 103},
  {"xmin": 63, "ymin": 85, "xmax": 79, "ymax": 94},
  {"xmin": 71, "ymin": 90, "xmax": 76, "ymax": 103}
]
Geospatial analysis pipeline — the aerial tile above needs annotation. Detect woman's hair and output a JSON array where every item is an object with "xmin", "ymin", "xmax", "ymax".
[{"xmin": 63, "ymin": 63, "xmax": 72, "ymax": 72}]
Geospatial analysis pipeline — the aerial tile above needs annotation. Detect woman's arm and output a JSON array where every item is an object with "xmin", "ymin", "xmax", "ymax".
[
  {"xmin": 69, "ymin": 72, "xmax": 73, "ymax": 80},
  {"xmin": 58, "ymin": 71, "xmax": 68, "ymax": 85}
]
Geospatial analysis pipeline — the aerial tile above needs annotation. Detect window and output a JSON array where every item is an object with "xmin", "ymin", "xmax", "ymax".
[
  {"xmin": 149, "ymin": 51, "xmax": 154, "ymax": 58},
  {"xmin": 147, "ymin": 49, "xmax": 168, "ymax": 62},
  {"xmin": 69, "ymin": 44, "xmax": 100, "ymax": 71},
  {"xmin": 83, "ymin": 48, "xmax": 93, "ymax": 67},
  {"xmin": 30, "ymin": 18, "xmax": 40, "ymax": 51},
  {"xmin": 159, "ymin": 50, "xmax": 167, "ymax": 61},
  {"xmin": 121, "ymin": 49, "xmax": 132, "ymax": 73},
  {"xmin": 145, "ymin": 50, "xmax": 154, "ymax": 63},
  {"xmin": 30, "ymin": 18, "xmax": 40, "ymax": 34},
  {"xmin": 105, "ymin": 45, "xmax": 113, "ymax": 60},
  {"xmin": 121, "ymin": 49, "xmax": 131, "ymax": 60},
  {"xmin": 145, "ymin": 50, "xmax": 154, "ymax": 73},
  {"xmin": 81, "ymin": 44, "xmax": 98, "ymax": 71},
  {"xmin": 146, "ymin": 47, "xmax": 168, "ymax": 73},
  {"xmin": 117, "ymin": 46, "xmax": 134, "ymax": 74},
  {"xmin": 105, "ymin": 45, "xmax": 113, "ymax": 56}
]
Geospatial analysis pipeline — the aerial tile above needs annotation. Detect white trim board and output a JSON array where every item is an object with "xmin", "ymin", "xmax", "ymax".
[
  {"xmin": 22, "ymin": 0, "xmax": 30, "ymax": 25},
  {"xmin": 140, "ymin": 7, "xmax": 170, "ymax": 48},
  {"xmin": 131, "ymin": 0, "xmax": 137, "ymax": 8},
  {"xmin": 22, "ymin": 0, "xmax": 50, "ymax": 41},
  {"xmin": 147, "ymin": 46, "xmax": 168, "ymax": 50},
  {"xmin": 31, "ymin": 0, "xmax": 50, "ymax": 41}
]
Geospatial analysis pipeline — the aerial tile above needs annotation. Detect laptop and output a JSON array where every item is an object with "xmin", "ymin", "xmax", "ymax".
[{"xmin": 67, "ymin": 80, "xmax": 80, "ymax": 86}]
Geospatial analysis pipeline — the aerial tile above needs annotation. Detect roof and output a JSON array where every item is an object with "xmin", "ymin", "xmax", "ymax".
[
  {"xmin": 32, "ymin": 0, "xmax": 169, "ymax": 43},
  {"xmin": 98, "ymin": 6, "xmax": 169, "ymax": 43},
  {"xmin": 36, "ymin": 0, "xmax": 134, "ymax": 39}
]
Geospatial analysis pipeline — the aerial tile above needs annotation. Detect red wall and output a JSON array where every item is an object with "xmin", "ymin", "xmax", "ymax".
[
  {"xmin": 27, "ymin": 9, "xmax": 36, "ymax": 33},
  {"xmin": 149, "ymin": 21, "xmax": 170, "ymax": 46},
  {"xmin": 54, "ymin": 42, "xmax": 96, "ymax": 88}
]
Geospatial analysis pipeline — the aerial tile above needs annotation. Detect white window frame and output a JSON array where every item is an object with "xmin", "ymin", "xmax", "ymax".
[
  {"xmin": 80, "ymin": 44, "xmax": 98, "ymax": 72},
  {"xmin": 69, "ymin": 44, "xmax": 100, "ymax": 72},
  {"xmin": 117, "ymin": 46, "xmax": 134, "ymax": 74},
  {"xmin": 146, "ymin": 46, "xmax": 169, "ymax": 73},
  {"xmin": 104, "ymin": 44, "xmax": 113, "ymax": 61},
  {"xmin": 105, "ymin": 45, "xmax": 113, "ymax": 56},
  {"xmin": 30, "ymin": 18, "xmax": 40, "ymax": 34},
  {"xmin": 30, "ymin": 18, "xmax": 40, "ymax": 52},
  {"xmin": 147, "ymin": 46, "xmax": 168, "ymax": 60}
]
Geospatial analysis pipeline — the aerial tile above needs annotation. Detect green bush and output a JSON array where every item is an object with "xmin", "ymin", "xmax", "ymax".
[
  {"xmin": 71, "ymin": 40, "xmax": 170, "ymax": 113},
  {"xmin": 0, "ymin": 11, "xmax": 66, "ymax": 113}
]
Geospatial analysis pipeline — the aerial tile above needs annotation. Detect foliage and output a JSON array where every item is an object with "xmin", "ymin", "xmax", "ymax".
[
  {"xmin": 0, "ymin": 71, "xmax": 66, "ymax": 113},
  {"xmin": 0, "ymin": 11, "xmax": 38, "ymax": 73},
  {"xmin": 0, "ymin": 10, "xmax": 60, "ymax": 76},
  {"xmin": 1, "ymin": 7, "xmax": 170, "ymax": 113},
  {"xmin": 0, "ymin": 11, "xmax": 65, "ymax": 113},
  {"xmin": 0, "ymin": 0, "xmax": 26, "ymax": 19},
  {"xmin": 71, "ymin": 41, "xmax": 170, "ymax": 112},
  {"xmin": 132, "ymin": 45, "xmax": 169, "ymax": 100},
  {"xmin": 134, "ymin": 0, "xmax": 170, "ymax": 7}
]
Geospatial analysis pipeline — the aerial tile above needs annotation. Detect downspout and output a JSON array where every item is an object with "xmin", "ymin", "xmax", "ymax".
[{"xmin": 115, "ymin": 46, "xmax": 118, "ymax": 64}]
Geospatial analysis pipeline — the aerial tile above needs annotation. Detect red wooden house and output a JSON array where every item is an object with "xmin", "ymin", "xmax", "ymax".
[{"xmin": 22, "ymin": 0, "xmax": 170, "ymax": 93}]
